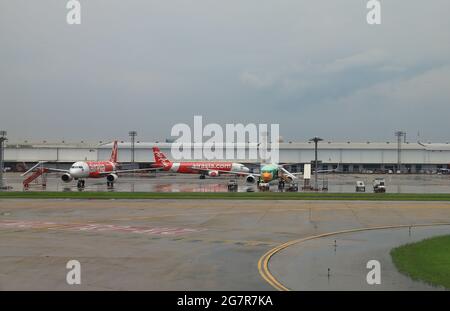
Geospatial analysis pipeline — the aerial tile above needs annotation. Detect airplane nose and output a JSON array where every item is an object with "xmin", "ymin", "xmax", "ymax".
[
  {"xmin": 69, "ymin": 168, "xmax": 81, "ymax": 178},
  {"xmin": 262, "ymin": 172, "xmax": 272, "ymax": 182}
]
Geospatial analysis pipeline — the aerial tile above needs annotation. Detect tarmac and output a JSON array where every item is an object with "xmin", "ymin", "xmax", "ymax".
[
  {"xmin": 4, "ymin": 172, "xmax": 450, "ymax": 193},
  {"xmin": 264, "ymin": 225, "xmax": 450, "ymax": 291},
  {"xmin": 1, "ymin": 198, "xmax": 450, "ymax": 290}
]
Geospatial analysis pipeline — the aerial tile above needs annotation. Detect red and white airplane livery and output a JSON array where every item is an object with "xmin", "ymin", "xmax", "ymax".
[
  {"xmin": 152, "ymin": 147, "xmax": 249, "ymax": 179},
  {"xmin": 24, "ymin": 141, "xmax": 157, "ymax": 188}
]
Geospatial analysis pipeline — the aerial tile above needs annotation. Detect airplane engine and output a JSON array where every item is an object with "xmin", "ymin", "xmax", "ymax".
[
  {"xmin": 208, "ymin": 170, "xmax": 219, "ymax": 177},
  {"xmin": 106, "ymin": 174, "xmax": 119, "ymax": 182},
  {"xmin": 246, "ymin": 175, "xmax": 256, "ymax": 184},
  {"xmin": 61, "ymin": 173, "xmax": 73, "ymax": 183}
]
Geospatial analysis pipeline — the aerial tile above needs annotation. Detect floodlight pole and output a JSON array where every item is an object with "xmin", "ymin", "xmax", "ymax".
[
  {"xmin": 0, "ymin": 131, "xmax": 7, "ymax": 189},
  {"xmin": 395, "ymin": 131, "xmax": 406, "ymax": 173},
  {"xmin": 129, "ymin": 131, "xmax": 137, "ymax": 164},
  {"xmin": 309, "ymin": 137, "xmax": 323, "ymax": 191}
]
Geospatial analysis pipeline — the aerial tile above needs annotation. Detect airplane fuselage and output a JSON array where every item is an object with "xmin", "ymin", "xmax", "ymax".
[
  {"xmin": 155, "ymin": 162, "xmax": 248, "ymax": 176},
  {"xmin": 68, "ymin": 161, "xmax": 117, "ymax": 179}
]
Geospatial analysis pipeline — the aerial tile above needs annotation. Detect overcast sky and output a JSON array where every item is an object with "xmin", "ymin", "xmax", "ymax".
[{"xmin": 1, "ymin": 1, "xmax": 449, "ymax": 143}]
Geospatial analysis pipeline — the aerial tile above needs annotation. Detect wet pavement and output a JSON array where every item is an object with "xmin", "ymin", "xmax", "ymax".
[
  {"xmin": 0, "ymin": 199, "xmax": 449, "ymax": 290},
  {"xmin": 269, "ymin": 225, "xmax": 450, "ymax": 291},
  {"xmin": 3, "ymin": 172, "xmax": 450, "ymax": 193}
]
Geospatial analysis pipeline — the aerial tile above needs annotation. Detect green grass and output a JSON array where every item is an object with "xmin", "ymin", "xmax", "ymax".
[
  {"xmin": 391, "ymin": 235, "xmax": 450, "ymax": 289},
  {"xmin": 1, "ymin": 191, "xmax": 450, "ymax": 200}
]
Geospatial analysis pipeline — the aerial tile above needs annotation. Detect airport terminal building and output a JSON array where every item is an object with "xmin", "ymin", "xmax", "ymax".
[{"xmin": 3, "ymin": 141, "xmax": 450, "ymax": 173}]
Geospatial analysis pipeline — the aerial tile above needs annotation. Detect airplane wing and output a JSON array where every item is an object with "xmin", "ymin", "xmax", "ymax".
[
  {"xmin": 45, "ymin": 168, "xmax": 70, "ymax": 173},
  {"xmin": 186, "ymin": 166, "xmax": 261, "ymax": 177},
  {"xmin": 279, "ymin": 166, "xmax": 298, "ymax": 180},
  {"xmin": 183, "ymin": 166, "xmax": 209, "ymax": 173},
  {"xmin": 183, "ymin": 166, "xmax": 258, "ymax": 175},
  {"xmin": 215, "ymin": 170, "xmax": 261, "ymax": 177}
]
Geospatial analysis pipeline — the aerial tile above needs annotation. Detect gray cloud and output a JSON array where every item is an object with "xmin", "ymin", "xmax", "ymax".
[{"xmin": 1, "ymin": 1, "xmax": 450, "ymax": 143}]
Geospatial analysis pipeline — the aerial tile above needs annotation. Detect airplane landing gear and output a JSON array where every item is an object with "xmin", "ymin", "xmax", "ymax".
[
  {"xmin": 227, "ymin": 179, "xmax": 238, "ymax": 192},
  {"xmin": 107, "ymin": 181, "xmax": 114, "ymax": 188},
  {"xmin": 278, "ymin": 180, "xmax": 285, "ymax": 192},
  {"xmin": 258, "ymin": 183, "xmax": 270, "ymax": 192},
  {"xmin": 77, "ymin": 180, "xmax": 85, "ymax": 189},
  {"xmin": 199, "ymin": 175, "xmax": 206, "ymax": 180}
]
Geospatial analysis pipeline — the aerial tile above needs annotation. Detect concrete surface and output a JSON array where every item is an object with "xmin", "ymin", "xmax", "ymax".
[
  {"xmin": 269, "ymin": 225, "xmax": 450, "ymax": 291},
  {"xmin": 1, "ymin": 199, "xmax": 450, "ymax": 290}
]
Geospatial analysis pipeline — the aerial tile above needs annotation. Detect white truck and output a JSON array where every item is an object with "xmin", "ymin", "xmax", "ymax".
[
  {"xmin": 356, "ymin": 181, "xmax": 366, "ymax": 192},
  {"xmin": 373, "ymin": 178, "xmax": 386, "ymax": 193}
]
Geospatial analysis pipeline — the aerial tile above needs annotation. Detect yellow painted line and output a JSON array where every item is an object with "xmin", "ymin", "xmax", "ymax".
[{"xmin": 258, "ymin": 222, "xmax": 450, "ymax": 291}]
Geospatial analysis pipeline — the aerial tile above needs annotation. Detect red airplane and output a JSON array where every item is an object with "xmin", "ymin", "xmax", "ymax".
[
  {"xmin": 152, "ymin": 147, "xmax": 249, "ymax": 179},
  {"xmin": 23, "ymin": 141, "xmax": 157, "ymax": 188}
]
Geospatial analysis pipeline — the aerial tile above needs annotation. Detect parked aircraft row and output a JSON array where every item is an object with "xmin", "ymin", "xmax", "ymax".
[
  {"xmin": 22, "ymin": 141, "xmax": 154, "ymax": 188},
  {"xmin": 22, "ymin": 141, "xmax": 334, "ymax": 189}
]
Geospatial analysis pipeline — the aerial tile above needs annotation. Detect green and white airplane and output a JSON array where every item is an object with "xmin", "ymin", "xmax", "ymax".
[
  {"xmin": 224, "ymin": 163, "xmax": 299, "ymax": 186},
  {"xmin": 254, "ymin": 163, "xmax": 297, "ymax": 184},
  {"xmin": 226, "ymin": 163, "xmax": 338, "ymax": 189}
]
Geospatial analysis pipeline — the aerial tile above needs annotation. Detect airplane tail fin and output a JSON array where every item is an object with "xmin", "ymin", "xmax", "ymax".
[
  {"xmin": 110, "ymin": 140, "xmax": 118, "ymax": 163},
  {"xmin": 152, "ymin": 147, "xmax": 171, "ymax": 167}
]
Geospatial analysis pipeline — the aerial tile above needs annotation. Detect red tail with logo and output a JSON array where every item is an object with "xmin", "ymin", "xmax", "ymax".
[{"xmin": 152, "ymin": 147, "xmax": 172, "ymax": 168}]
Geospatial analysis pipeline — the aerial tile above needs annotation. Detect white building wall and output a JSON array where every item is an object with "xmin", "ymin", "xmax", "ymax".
[
  {"xmin": 321, "ymin": 150, "xmax": 341, "ymax": 163},
  {"xmin": 5, "ymin": 142, "xmax": 450, "ymax": 165},
  {"xmin": 5, "ymin": 148, "xmax": 57, "ymax": 162},
  {"xmin": 58, "ymin": 148, "xmax": 97, "ymax": 162}
]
